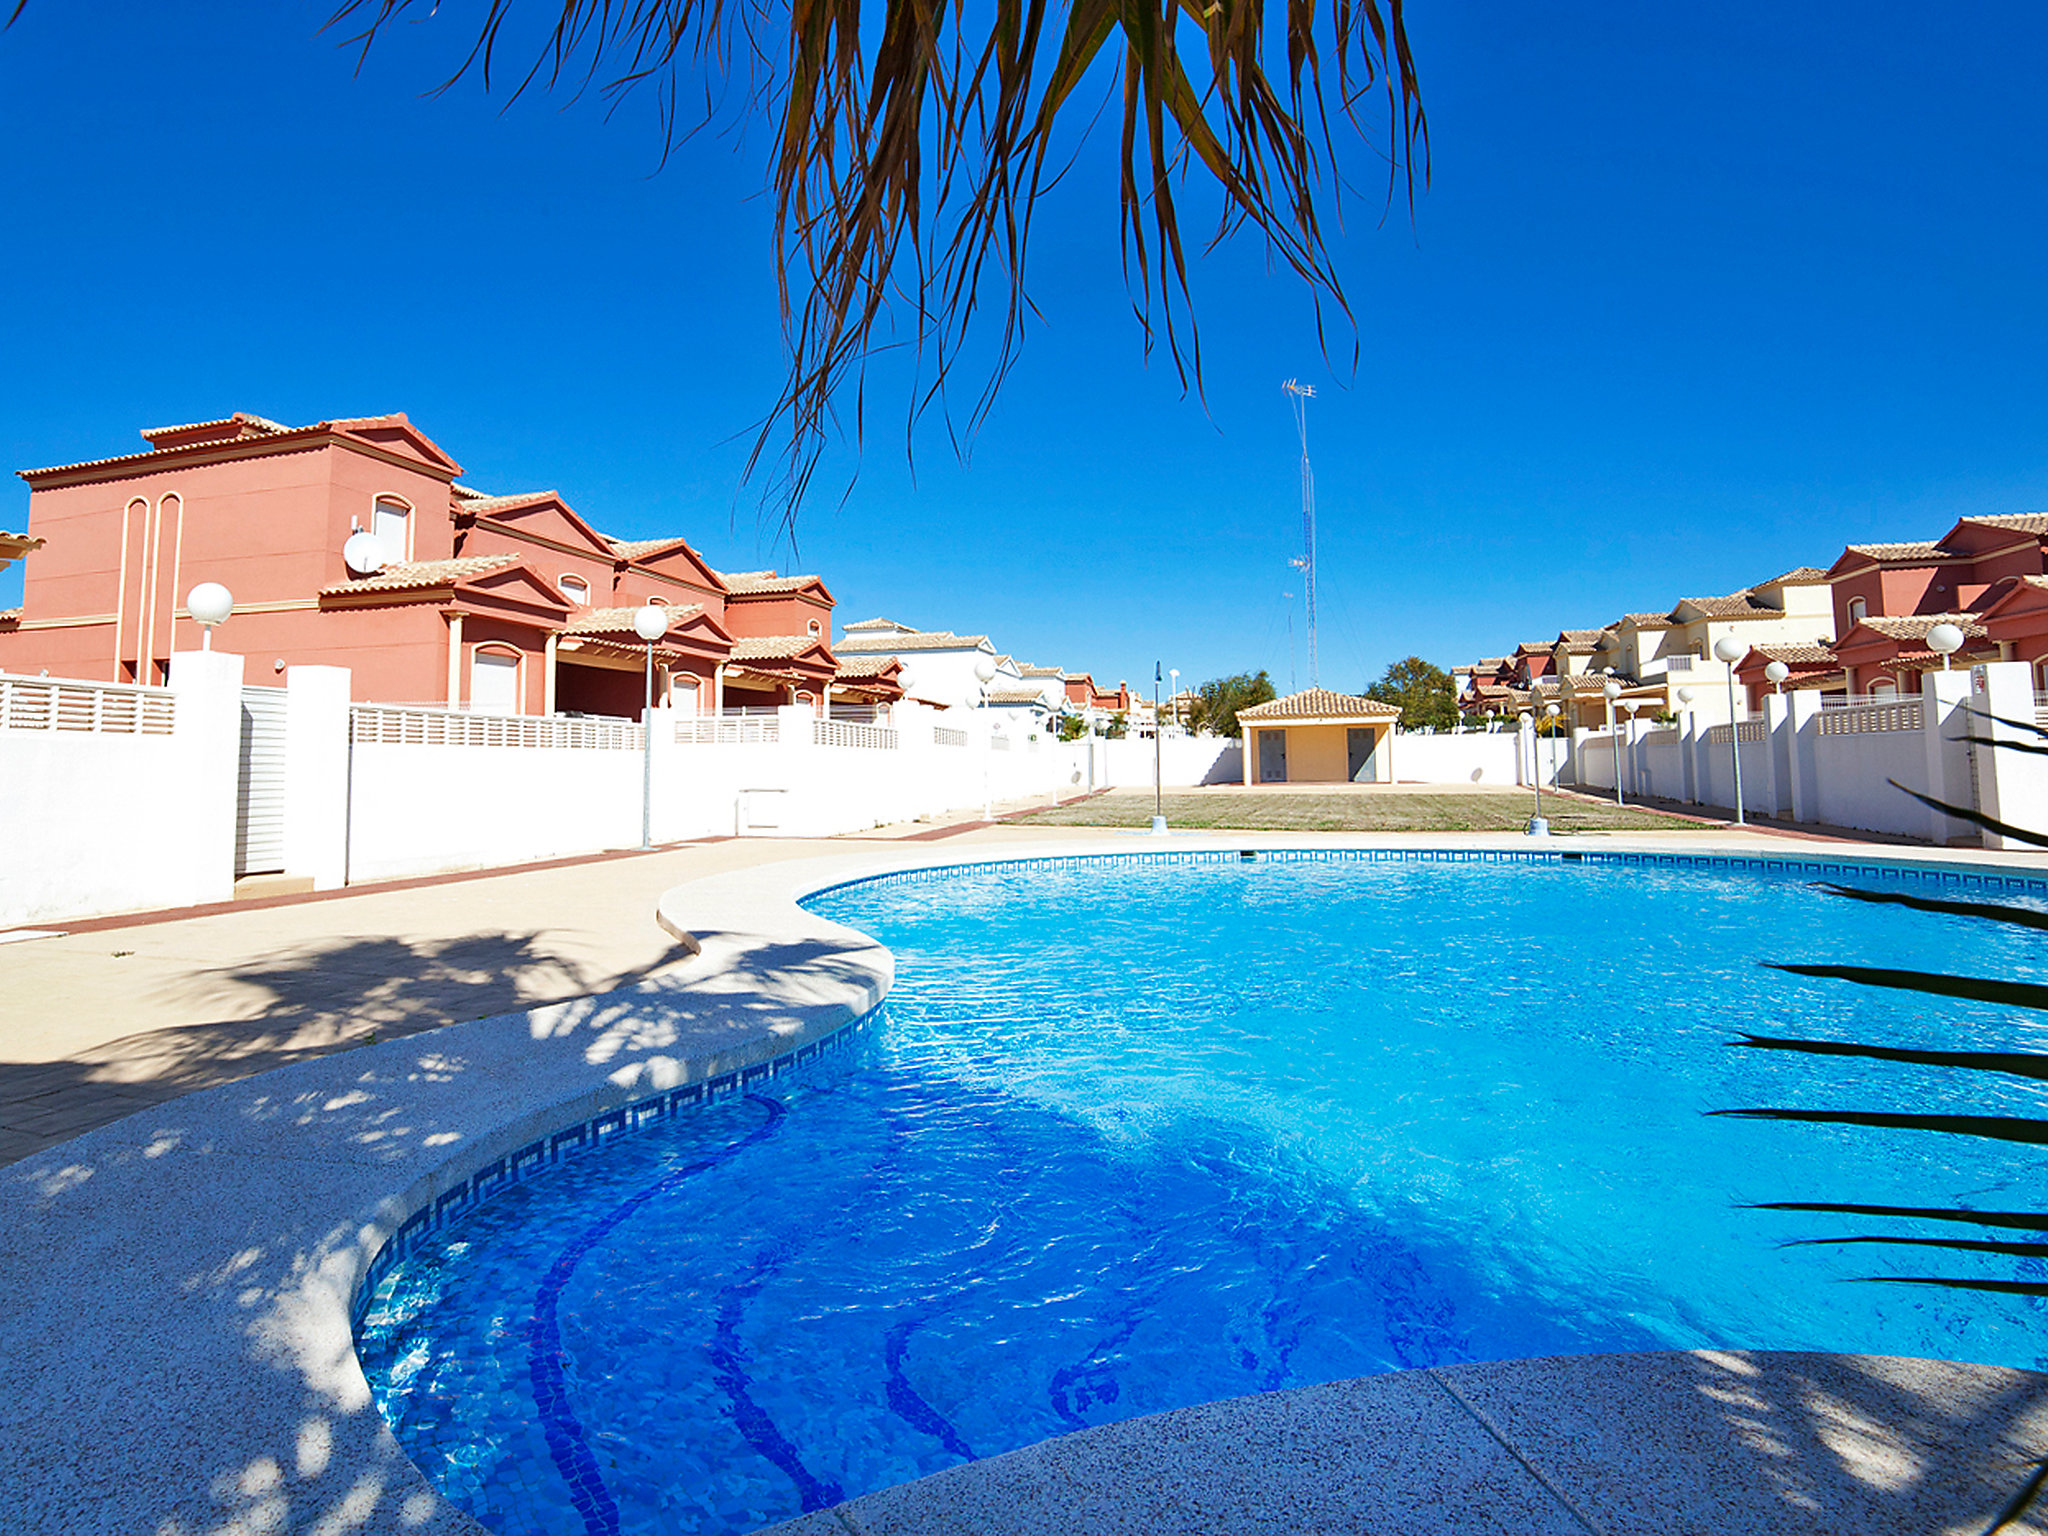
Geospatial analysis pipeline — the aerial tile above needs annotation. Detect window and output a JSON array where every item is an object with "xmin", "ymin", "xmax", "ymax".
[
  {"xmin": 1847, "ymin": 596, "xmax": 1867, "ymax": 626},
  {"xmin": 471, "ymin": 649, "xmax": 521, "ymax": 714},
  {"xmin": 807, "ymin": 618, "xmax": 821, "ymax": 637},
  {"xmin": 1870, "ymin": 677, "xmax": 1897, "ymax": 697},
  {"xmin": 373, "ymin": 496, "xmax": 412, "ymax": 563},
  {"xmin": 646, "ymin": 595, "xmax": 668, "ymax": 606},
  {"xmin": 559, "ymin": 575, "xmax": 590, "ymax": 605},
  {"xmin": 2037, "ymin": 660, "xmax": 2048, "ymax": 693}
]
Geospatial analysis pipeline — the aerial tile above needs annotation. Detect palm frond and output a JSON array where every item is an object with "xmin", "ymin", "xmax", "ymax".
[
  {"xmin": 319, "ymin": 0, "xmax": 1427, "ymax": 527},
  {"xmin": 1816, "ymin": 882, "xmax": 2048, "ymax": 934},
  {"xmin": 1709, "ymin": 1107, "xmax": 2048, "ymax": 1146},
  {"xmin": 1730, "ymin": 1032, "xmax": 2048, "ymax": 1081},
  {"xmin": 1887, "ymin": 779, "xmax": 2048, "ymax": 850},
  {"xmin": 1764, "ymin": 962, "xmax": 2048, "ymax": 1012},
  {"xmin": 1747, "ymin": 1200, "xmax": 2048, "ymax": 1231}
]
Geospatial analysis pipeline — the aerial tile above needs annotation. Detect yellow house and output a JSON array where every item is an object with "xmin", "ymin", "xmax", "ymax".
[{"xmin": 1238, "ymin": 689, "xmax": 1402, "ymax": 784}]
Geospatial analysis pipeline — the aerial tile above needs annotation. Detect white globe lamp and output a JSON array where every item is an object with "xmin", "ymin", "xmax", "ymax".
[
  {"xmin": 1926, "ymin": 622, "xmax": 1965, "ymax": 670},
  {"xmin": 633, "ymin": 603, "xmax": 670, "ymax": 643},
  {"xmin": 186, "ymin": 583, "xmax": 233, "ymax": 650},
  {"xmin": 343, "ymin": 530, "xmax": 388, "ymax": 576},
  {"xmin": 1713, "ymin": 636, "xmax": 1745, "ymax": 665},
  {"xmin": 1764, "ymin": 660, "xmax": 1791, "ymax": 692}
]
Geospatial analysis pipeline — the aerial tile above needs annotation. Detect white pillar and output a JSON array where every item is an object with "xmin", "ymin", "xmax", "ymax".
[
  {"xmin": 1973, "ymin": 661, "xmax": 2048, "ymax": 850},
  {"xmin": 283, "ymin": 665, "xmax": 351, "ymax": 891},
  {"xmin": 1760, "ymin": 692, "xmax": 1790, "ymax": 818},
  {"xmin": 1921, "ymin": 668, "xmax": 1977, "ymax": 846},
  {"xmin": 542, "ymin": 632, "xmax": 559, "ymax": 715},
  {"xmin": 713, "ymin": 662, "xmax": 726, "ymax": 715},
  {"xmin": 1677, "ymin": 711, "xmax": 1699, "ymax": 804},
  {"xmin": 167, "ymin": 648, "xmax": 246, "ymax": 907},
  {"xmin": 445, "ymin": 612, "xmax": 464, "ymax": 705},
  {"xmin": 1785, "ymin": 690, "xmax": 1823, "ymax": 824}
]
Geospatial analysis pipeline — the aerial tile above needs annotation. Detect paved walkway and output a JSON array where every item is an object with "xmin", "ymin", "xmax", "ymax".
[{"xmin": 0, "ymin": 813, "xmax": 1107, "ymax": 1166}]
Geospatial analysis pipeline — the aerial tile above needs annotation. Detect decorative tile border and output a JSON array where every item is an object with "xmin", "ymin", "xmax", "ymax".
[
  {"xmin": 803, "ymin": 844, "xmax": 2048, "ymax": 900},
  {"xmin": 347, "ymin": 1012, "xmax": 874, "ymax": 1329}
]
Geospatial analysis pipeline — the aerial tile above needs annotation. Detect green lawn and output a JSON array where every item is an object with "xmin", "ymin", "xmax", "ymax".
[{"xmin": 1013, "ymin": 787, "xmax": 1705, "ymax": 834}]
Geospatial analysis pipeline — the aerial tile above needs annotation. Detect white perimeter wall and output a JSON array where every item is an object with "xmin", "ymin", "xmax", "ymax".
[
  {"xmin": 1391, "ymin": 731, "xmax": 1547, "ymax": 787},
  {"xmin": 0, "ymin": 653, "xmax": 242, "ymax": 927},
  {"xmin": 1813, "ymin": 727, "xmax": 1929, "ymax": 838},
  {"xmin": 1097, "ymin": 736, "xmax": 1242, "ymax": 788}
]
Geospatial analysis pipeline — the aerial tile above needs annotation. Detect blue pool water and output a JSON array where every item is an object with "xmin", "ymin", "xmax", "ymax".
[{"xmin": 358, "ymin": 854, "xmax": 2048, "ymax": 1536}]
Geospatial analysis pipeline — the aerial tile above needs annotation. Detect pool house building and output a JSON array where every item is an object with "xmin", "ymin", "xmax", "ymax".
[{"xmin": 1239, "ymin": 688, "xmax": 1402, "ymax": 784}]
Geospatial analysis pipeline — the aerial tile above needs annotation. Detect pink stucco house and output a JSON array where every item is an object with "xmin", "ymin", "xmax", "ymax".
[{"xmin": 0, "ymin": 413, "xmax": 901, "ymax": 719}]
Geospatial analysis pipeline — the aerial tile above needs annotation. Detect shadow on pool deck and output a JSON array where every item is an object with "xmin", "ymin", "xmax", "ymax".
[{"xmin": 0, "ymin": 929, "xmax": 698, "ymax": 1167}]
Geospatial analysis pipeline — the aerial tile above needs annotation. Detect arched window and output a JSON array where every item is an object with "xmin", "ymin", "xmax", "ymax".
[
  {"xmin": 807, "ymin": 618, "xmax": 821, "ymax": 637},
  {"xmin": 559, "ymin": 575, "xmax": 590, "ymax": 605},
  {"xmin": 1847, "ymin": 596, "xmax": 1868, "ymax": 627},
  {"xmin": 373, "ymin": 496, "xmax": 413, "ymax": 563},
  {"xmin": 1870, "ymin": 676, "xmax": 1897, "ymax": 697},
  {"xmin": 2037, "ymin": 660, "xmax": 2048, "ymax": 694},
  {"xmin": 646, "ymin": 594, "xmax": 668, "ymax": 606}
]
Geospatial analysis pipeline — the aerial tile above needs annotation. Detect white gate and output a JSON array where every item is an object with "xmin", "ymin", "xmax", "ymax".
[{"xmin": 236, "ymin": 685, "xmax": 289, "ymax": 876}]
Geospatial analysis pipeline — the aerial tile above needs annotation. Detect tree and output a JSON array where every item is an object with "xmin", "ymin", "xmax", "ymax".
[
  {"xmin": 1189, "ymin": 670, "xmax": 1276, "ymax": 739},
  {"xmin": 1365, "ymin": 656, "xmax": 1455, "ymax": 730},
  {"xmin": 310, "ymin": 0, "xmax": 1427, "ymax": 513}
]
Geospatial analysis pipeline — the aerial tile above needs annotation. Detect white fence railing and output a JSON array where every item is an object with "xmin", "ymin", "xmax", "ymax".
[
  {"xmin": 1701, "ymin": 717, "xmax": 1766, "ymax": 747},
  {"xmin": 813, "ymin": 719, "xmax": 898, "ymax": 751},
  {"xmin": 0, "ymin": 674, "xmax": 176, "ymax": 735},
  {"xmin": 933, "ymin": 726, "xmax": 968, "ymax": 748},
  {"xmin": 352, "ymin": 705, "xmax": 642, "ymax": 750},
  {"xmin": 675, "ymin": 714, "xmax": 781, "ymax": 746},
  {"xmin": 1817, "ymin": 699, "xmax": 1923, "ymax": 736}
]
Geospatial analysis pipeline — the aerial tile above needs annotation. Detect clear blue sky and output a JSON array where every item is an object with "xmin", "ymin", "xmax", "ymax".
[{"xmin": 4, "ymin": 2, "xmax": 2046, "ymax": 693}]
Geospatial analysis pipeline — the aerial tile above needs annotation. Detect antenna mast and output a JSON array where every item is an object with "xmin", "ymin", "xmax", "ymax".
[{"xmin": 1282, "ymin": 380, "xmax": 1319, "ymax": 687}]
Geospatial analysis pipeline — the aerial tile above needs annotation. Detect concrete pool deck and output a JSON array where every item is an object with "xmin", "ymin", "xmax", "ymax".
[{"xmin": 6, "ymin": 832, "xmax": 2048, "ymax": 1534}]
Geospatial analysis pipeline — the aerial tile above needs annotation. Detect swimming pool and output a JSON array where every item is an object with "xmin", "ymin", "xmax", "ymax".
[{"xmin": 357, "ymin": 852, "xmax": 2048, "ymax": 1536}]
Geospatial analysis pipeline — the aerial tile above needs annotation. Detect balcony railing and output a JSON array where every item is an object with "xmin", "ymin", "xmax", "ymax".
[
  {"xmin": 933, "ymin": 726, "xmax": 968, "ymax": 747},
  {"xmin": 0, "ymin": 674, "xmax": 176, "ymax": 735}
]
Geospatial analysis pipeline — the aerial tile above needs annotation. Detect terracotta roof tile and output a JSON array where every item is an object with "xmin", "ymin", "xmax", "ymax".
[
  {"xmin": 1621, "ymin": 612, "xmax": 1674, "ymax": 628},
  {"xmin": 607, "ymin": 536, "xmax": 695, "ymax": 560},
  {"xmin": 461, "ymin": 490, "xmax": 559, "ymax": 514},
  {"xmin": 1748, "ymin": 643, "xmax": 1837, "ymax": 665},
  {"xmin": 837, "ymin": 630, "xmax": 991, "ymax": 652},
  {"xmin": 832, "ymin": 654, "xmax": 900, "ymax": 680},
  {"xmin": 1856, "ymin": 613, "xmax": 1988, "ymax": 641},
  {"xmin": 986, "ymin": 687, "xmax": 1048, "ymax": 704},
  {"xmin": 560, "ymin": 603, "xmax": 705, "ymax": 636},
  {"xmin": 1237, "ymin": 688, "xmax": 1401, "ymax": 721},
  {"xmin": 731, "ymin": 634, "xmax": 827, "ymax": 661},
  {"xmin": 719, "ymin": 570, "xmax": 822, "ymax": 595},
  {"xmin": 1845, "ymin": 540, "xmax": 1945, "ymax": 561},
  {"xmin": 843, "ymin": 617, "xmax": 912, "ymax": 632},
  {"xmin": 1959, "ymin": 512, "xmax": 2048, "ymax": 535},
  {"xmin": 319, "ymin": 554, "xmax": 520, "ymax": 597},
  {"xmin": 1762, "ymin": 566, "xmax": 1830, "ymax": 585}
]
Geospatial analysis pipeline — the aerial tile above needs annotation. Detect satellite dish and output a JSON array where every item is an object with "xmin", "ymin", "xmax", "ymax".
[{"xmin": 343, "ymin": 530, "xmax": 388, "ymax": 576}]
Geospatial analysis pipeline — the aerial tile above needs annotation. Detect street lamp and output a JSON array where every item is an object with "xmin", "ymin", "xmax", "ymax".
[
  {"xmin": 1764, "ymin": 660, "xmax": 1790, "ymax": 694},
  {"xmin": 1927, "ymin": 622, "xmax": 1965, "ymax": 671},
  {"xmin": 186, "ymin": 583, "xmax": 233, "ymax": 650},
  {"xmin": 1712, "ymin": 636, "xmax": 1748, "ymax": 826},
  {"xmin": 1601, "ymin": 678, "xmax": 1624, "ymax": 806},
  {"xmin": 974, "ymin": 654, "xmax": 997, "ymax": 821},
  {"xmin": 634, "ymin": 601, "xmax": 669, "ymax": 849},
  {"xmin": 1544, "ymin": 702, "xmax": 1561, "ymax": 798},
  {"xmin": 1151, "ymin": 662, "xmax": 1167, "ymax": 834},
  {"xmin": 1520, "ymin": 709, "xmax": 1546, "ymax": 835},
  {"xmin": 1168, "ymin": 667, "xmax": 1181, "ymax": 733}
]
